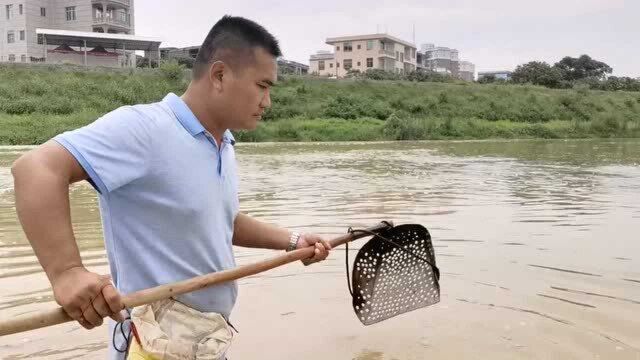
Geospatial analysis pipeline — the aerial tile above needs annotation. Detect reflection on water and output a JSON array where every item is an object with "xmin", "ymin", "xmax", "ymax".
[{"xmin": 1, "ymin": 139, "xmax": 639, "ymax": 358}]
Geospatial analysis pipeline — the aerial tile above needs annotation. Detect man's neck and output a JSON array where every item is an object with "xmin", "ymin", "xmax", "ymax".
[{"xmin": 181, "ymin": 88, "xmax": 226, "ymax": 145}]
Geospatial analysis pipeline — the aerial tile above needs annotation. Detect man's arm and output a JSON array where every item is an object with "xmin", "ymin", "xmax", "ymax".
[
  {"xmin": 11, "ymin": 141, "xmax": 124, "ymax": 328},
  {"xmin": 232, "ymin": 212, "xmax": 290, "ymax": 250},
  {"xmin": 232, "ymin": 212, "xmax": 331, "ymax": 264}
]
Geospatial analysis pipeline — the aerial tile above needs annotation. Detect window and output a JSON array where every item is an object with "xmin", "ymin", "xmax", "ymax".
[
  {"xmin": 357, "ymin": 61, "xmax": 361, "ymax": 67},
  {"xmin": 20, "ymin": 54, "xmax": 26, "ymax": 62},
  {"xmin": 37, "ymin": 33, "xmax": 44, "ymax": 44},
  {"xmin": 329, "ymin": 63, "xmax": 333, "ymax": 68},
  {"xmin": 41, "ymin": 7, "xmax": 46, "ymax": 17},
  {"xmin": 318, "ymin": 60, "xmax": 325, "ymax": 71},
  {"xmin": 19, "ymin": 4, "xmax": 23, "ymax": 15},
  {"xmin": 336, "ymin": 62, "xmax": 340, "ymax": 68},
  {"xmin": 357, "ymin": 44, "xmax": 361, "ymax": 50},
  {"xmin": 366, "ymin": 58, "xmax": 373, "ymax": 67},
  {"xmin": 367, "ymin": 40, "xmax": 374, "ymax": 50},
  {"xmin": 8, "ymin": 54, "xmax": 15, "ymax": 62},
  {"xmin": 115, "ymin": 10, "xmax": 128, "ymax": 23},
  {"xmin": 400, "ymin": 53, "xmax": 404, "ymax": 62},
  {"xmin": 6, "ymin": 4, "xmax": 13, "ymax": 19},
  {"xmin": 396, "ymin": 51, "xmax": 399, "ymax": 60},
  {"xmin": 19, "ymin": 30, "xmax": 24, "ymax": 40},
  {"xmin": 66, "ymin": 6, "xmax": 76, "ymax": 21},
  {"xmin": 412, "ymin": 49, "xmax": 415, "ymax": 59},
  {"xmin": 343, "ymin": 42, "xmax": 352, "ymax": 52},
  {"xmin": 7, "ymin": 31, "xmax": 15, "ymax": 43},
  {"xmin": 336, "ymin": 46, "xmax": 340, "ymax": 51},
  {"xmin": 343, "ymin": 59, "xmax": 352, "ymax": 70}
]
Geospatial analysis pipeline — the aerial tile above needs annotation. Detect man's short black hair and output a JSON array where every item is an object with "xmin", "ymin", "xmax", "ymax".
[{"xmin": 193, "ymin": 15, "xmax": 282, "ymax": 79}]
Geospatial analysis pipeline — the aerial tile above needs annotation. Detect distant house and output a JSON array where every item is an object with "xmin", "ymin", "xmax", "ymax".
[
  {"xmin": 160, "ymin": 46, "xmax": 199, "ymax": 60},
  {"xmin": 309, "ymin": 50, "xmax": 335, "ymax": 77},
  {"xmin": 418, "ymin": 43, "xmax": 459, "ymax": 76},
  {"xmin": 417, "ymin": 43, "xmax": 475, "ymax": 82},
  {"xmin": 459, "ymin": 61, "xmax": 475, "ymax": 82},
  {"xmin": 478, "ymin": 70, "xmax": 513, "ymax": 81},
  {"xmin": 160, "ymin": 45, "xmax": 308, "ymax": 75},
  {"xmin": 277, "ymin": 58, "xmax": 308, "ymax": 75},
  {"xmin": 309, "ymin": 33, "xmax": 417, "ymax": 78},
  {"xmin": 0, "ymin": 0, "xmax": 161, "ymax": 67}
]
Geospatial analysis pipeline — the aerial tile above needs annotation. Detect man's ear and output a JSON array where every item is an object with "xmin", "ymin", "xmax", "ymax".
[{"xmin": 209, "ymin": 61, "xmax": 225, "ymax": 91}]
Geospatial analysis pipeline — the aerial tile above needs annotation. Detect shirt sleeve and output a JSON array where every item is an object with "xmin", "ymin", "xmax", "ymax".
[{"xmin": 53, "ymin": 106, "xmax": 155, "ymax": 194}]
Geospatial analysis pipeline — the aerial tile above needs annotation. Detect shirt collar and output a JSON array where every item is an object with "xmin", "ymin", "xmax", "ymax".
[{"xmin": 163, "ymin": 93, "xmax": 236, "ymax": 144}]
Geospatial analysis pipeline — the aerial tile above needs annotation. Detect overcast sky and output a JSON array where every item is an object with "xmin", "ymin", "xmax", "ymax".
[{"xmin": 135, "ymin": 0, "xmax": 639, "ymax": 77}]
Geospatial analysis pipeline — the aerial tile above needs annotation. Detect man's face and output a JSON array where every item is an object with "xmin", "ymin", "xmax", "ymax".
[{"xmin": 221, "ymin": 48, "xmax": 277, "ymax": 131}]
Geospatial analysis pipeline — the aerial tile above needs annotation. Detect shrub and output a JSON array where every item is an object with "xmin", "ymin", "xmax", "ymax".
[{"xmin": 159, "ymin": 61, "xmax": 185, "ymax": 81}]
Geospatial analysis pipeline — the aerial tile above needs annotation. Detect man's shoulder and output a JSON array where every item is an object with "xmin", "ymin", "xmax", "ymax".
[
  {"xmin": 94, "ymin": 98, "xmax": 177, "ymax": 136},
  {"xmin": 105, "ymin": 99, "xmax": 174, "ymax": 125}
]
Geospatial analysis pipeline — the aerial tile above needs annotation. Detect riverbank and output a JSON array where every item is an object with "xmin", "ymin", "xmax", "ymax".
[{"xmin": 1, "ymin": 63, "xmax": 639, "ymax": 144}]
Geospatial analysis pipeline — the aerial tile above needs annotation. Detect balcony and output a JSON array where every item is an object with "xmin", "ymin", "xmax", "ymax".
[
  {"xmin": 92, "ymin": 0, "xmax": 130, "ymax": 7},
  {"xmin": 378, "ymin": 49, "xmax": 395, "ymax": 58},
  {"xmin": 93, "ymin": 14, "xmax": 131, "ymax": 28},
  {"xmin": 310, "ymin": 54, "xmax": 334, "ymax": 61}
]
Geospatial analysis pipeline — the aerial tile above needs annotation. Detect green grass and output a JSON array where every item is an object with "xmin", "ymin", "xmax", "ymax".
[{"xmin": 1, "ymin": 63, "xmax": 638, "ymax": 145}]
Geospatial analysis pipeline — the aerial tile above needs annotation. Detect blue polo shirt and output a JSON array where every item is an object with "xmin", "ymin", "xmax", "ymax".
[{"xmin": 53, "ymin": 93, "xmax": 239, "ymax": 352}]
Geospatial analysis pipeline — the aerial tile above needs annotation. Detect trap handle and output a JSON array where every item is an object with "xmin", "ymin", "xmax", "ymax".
[
  {"xmin": 329, "ymin": 221, "xmax": 393, "ymax": 248},
  {"xmin": 0, "ymin": 221, "xmax": 393, "ymax": 337}
]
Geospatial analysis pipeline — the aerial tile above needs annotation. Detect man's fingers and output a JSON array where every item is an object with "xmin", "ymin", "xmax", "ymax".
[
  {"xmin": 63, "ymin": 305, "xmax": 84, "ymax": 322},
  {"xmin": 91, "ymin": 293, "xmax": 113, "ymax": 318},
  {"xmin": 310, "ymin": 243, "xmax": 328, "ymax": 262},
  {"xmin": 77, "ymin": 316, "xmax": 93, "ymax": 330},
  {"xmin": 82, "ymin": 302, "xmax": 103, "ymax": 327},
  {"xmin": 299, "ymin": 234, "xmax": 331, "ymax": 266},
  {"xmin": 101, "ymin": 284, "xmax": 125, "ymax": 322},
  {"xmin": 316, "ymin": 242, "xmax": 329, "ymax": 259},
  {"xmin": 63, "ymin": 306, "xmax": 91, "ymax": 329}
]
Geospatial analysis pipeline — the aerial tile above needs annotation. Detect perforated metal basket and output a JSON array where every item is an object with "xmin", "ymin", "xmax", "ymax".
[{"xmin": 347, "ymin": 224, "xmax": 440, "ymax": 325}]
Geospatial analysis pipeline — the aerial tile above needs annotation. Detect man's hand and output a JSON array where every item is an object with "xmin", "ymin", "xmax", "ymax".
[
  {"xmin": 51, "ymin": 266, "xmax": 125, "ymax": 329},
  {"xmin": 296, "ymin": 234, "xmax": 332, "ymax": 266}
]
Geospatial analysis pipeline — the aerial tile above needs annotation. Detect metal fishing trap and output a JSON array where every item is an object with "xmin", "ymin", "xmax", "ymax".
[{"xmin": 345, "ymin": 223, "xmax": 440, "ymax": 325}]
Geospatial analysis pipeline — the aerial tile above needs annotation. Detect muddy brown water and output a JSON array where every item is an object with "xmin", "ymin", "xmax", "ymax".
[{"xmin": 0, "ymin": 139, "xmax": 639, "ymax": 359}]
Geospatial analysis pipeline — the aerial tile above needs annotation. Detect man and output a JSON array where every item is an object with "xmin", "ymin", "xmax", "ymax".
[{"xmin": 11, "ymin": 15, "xmax": 331, "ymax": 358}]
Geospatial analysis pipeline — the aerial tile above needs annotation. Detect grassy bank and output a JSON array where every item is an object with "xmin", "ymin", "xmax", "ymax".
[{"xmin": 1, "ymin": 63, "xmax": 639, "ymax": 145}]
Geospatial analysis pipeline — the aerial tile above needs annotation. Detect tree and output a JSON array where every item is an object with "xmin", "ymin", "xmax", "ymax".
[
  {"xmin": 597, "ymin": 76, "xmax": 640, "ymax": 92},
  {"xmin": 511, "ymin": 61, "xmax": 564, "ymax": 88},
  {"xmin": 554, "ymin": 55, "xmax": 612, "ymax": 81}
]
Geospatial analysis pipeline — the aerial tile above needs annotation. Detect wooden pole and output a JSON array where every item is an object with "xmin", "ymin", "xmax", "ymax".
[{"xmin": 0, "ymin": 221, "xmax": 392, "ymax": 337}]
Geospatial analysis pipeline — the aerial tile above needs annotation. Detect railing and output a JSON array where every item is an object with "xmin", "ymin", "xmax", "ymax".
[
  {"xmin": 378, "ymin": 49, "xmax": 395, "ymax": 57},
  {"xmin": 93, "ymin": 15, "xmax": 130, "ymax": 26},
  {"xmin": 310, "ymin": 55, "xmax": 334, "ymax": 61},
  {"xmin": 92, "ymin": 0, "xmax": 130, "ymax": 6}
]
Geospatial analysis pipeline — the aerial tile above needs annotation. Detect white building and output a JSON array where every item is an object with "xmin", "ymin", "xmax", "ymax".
[
  {"xmin": 309, "ymin": 33, "xmax": 417, "ymax": 78},
  {"xmin": 0, "ymin": 0, "xmax": 160, "ymax": 67}
]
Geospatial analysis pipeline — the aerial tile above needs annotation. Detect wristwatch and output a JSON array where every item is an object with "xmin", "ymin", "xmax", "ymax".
[{"xmin": 286, "ymin": 231, "xmax": 301, "ymax": 252}]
